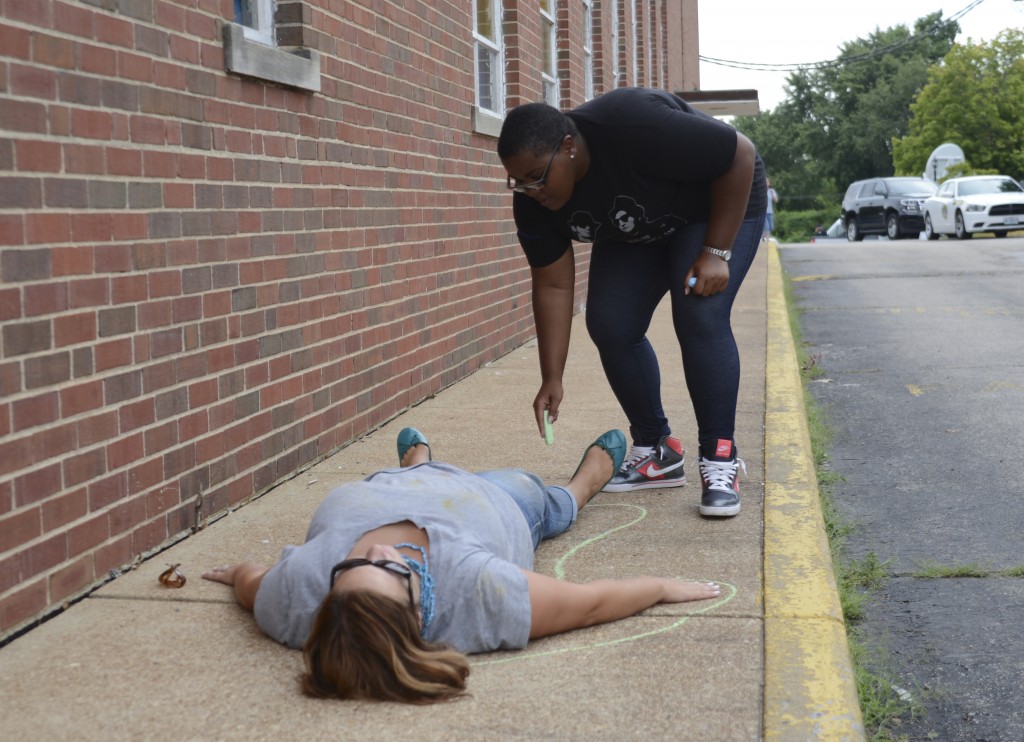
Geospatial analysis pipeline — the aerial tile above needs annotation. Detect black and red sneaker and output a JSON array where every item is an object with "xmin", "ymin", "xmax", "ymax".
[
  {"xmin": 698, "ymin": 439, "xmax": 745, "ymax": 517},
  {"xmin": 602, "ymin": 435, "xmax": 686, "ymax": 492}
]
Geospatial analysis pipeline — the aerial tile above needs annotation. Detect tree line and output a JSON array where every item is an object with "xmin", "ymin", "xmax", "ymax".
[{"xmin": 731, "ymin": 13, "xmax": 1024, "ymax": 241}]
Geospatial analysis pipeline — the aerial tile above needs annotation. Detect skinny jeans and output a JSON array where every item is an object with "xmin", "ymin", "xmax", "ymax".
[
  {"xmin": 584, "ymin": 215, "xmax": 764, "ymax": 449},
  {"xmin": 475, "ymin": 469, "xmax": 577, "ymax": 550}
]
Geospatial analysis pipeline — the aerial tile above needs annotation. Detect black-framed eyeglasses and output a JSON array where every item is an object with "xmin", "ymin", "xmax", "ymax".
[
  {"xmin": 506, "ymin": 139, "xmax": 564, "ymax": 193},
  {"xmin": 330, "ymin": 558, "xmax": 415, "ymax": 609}
]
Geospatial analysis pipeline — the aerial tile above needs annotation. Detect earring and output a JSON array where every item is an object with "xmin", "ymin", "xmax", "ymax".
[{"xmin": 570, "ymin": 153, "xmax": 575, "ymax": 159}]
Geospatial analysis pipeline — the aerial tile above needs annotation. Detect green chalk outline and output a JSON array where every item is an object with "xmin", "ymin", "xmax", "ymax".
[{"xmin": 473, "ymin": 503, "xmax": 738, "ymax": 667}]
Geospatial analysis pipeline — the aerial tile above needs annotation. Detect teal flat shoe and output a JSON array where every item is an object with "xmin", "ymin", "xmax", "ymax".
[
  {"xmin": 396, "ymin": 427, "xmax": 431, "ymax": 465},
  {"xmin": 572, "ymin": 430, "xmax": 627, "ymax": 490}
]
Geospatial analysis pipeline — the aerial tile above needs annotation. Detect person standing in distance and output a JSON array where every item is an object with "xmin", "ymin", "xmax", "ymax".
[
  {"xmin": 764, "ymin": 177, "xmax": 779, "ymax": 240},
  {"xmin": 497, "ymin": 87, "xmax": 766, "ymax": 517}
]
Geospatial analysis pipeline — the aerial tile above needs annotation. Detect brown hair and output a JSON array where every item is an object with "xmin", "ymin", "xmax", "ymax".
[{"xmin": 300, "ymin": 590, "xmax": 470, "ymax": 704}]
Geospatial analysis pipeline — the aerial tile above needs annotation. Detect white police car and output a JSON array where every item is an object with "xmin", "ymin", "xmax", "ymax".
[{"xmin": 923, "ymin": 175, "xmax": 1024, "ymax": 240}]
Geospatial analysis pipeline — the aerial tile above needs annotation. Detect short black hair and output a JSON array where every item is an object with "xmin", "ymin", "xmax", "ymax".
[{"xmin": 497, "ymin": 102, "xmax": 578, "ymax": 159}]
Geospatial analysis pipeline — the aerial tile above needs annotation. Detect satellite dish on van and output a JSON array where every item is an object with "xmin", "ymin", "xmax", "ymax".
[{"xmin": 923, "ymin": 143, "xmax": 965, "ymax": 182}]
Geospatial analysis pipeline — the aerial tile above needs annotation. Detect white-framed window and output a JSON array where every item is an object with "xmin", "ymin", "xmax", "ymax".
[
  {"xmin": 540, "ymin": 0, "xmax": 558, "ymax": 106},
  {"xmin": 474, "ymin": 0, "xmax": 504, "ymax": 115},
  {"xmin": 582, "ymin": 0, "xmax": 594, "ymax": 99},
  {"xmin": 235, "ymin": 0, "xmax": 276, "ymax": 46}
]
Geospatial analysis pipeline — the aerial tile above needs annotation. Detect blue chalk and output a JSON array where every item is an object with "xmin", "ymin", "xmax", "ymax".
[{"xmin": 687, "ymin": 276, "xmax": 697, "ymax": 288}]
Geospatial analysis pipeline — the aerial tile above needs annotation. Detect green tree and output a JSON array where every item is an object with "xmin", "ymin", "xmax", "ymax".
[
  {"xmin": 892, "ymin": 30, "xmax": 1024, "ymax": 179},
  {"xmin": 734, "ymin": 12, "xmax": 957, "ymax": 217},
  {"xmin": 732, "ymin": 106, "xmax": 833, "ymax": 213},
  {"xmin": 791, "ymin": 13, "xmax": 956, "ymax": 190}
]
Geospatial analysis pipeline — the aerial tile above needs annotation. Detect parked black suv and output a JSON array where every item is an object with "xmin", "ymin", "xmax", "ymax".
[{"xmin": 841, "ymin": 177, "xmax": 937, "ymax": 241}]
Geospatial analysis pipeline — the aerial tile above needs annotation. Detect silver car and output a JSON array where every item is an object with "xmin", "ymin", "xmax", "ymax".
[{"xmin": 923, "ymin": 175, "xmax": 1024, "ymax": 240}]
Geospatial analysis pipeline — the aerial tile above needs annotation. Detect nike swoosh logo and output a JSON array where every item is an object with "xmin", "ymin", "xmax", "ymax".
[{"xmin": 646, "ymin": 459, "xmax": 684, "ymax": 477}]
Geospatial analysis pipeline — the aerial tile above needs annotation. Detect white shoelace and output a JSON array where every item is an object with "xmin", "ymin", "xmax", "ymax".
[
  {"xmin": 619, "ymin": 445, "xmax": 654, "ymax": 471},
  {"xmin": 699, "ymin": 457, "xmax": 746, "ymax": 490}
]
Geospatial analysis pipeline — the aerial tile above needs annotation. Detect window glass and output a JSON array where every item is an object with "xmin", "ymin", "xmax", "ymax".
[
  {"xmin": 541, "ymin": 0, "xmax": 558, "ymax": 105},
  {"xmin": 477, "ymin": 47, "xmax": 498, "ymax": 110},
  {"xmin": 234, "ymin": 0, "xmax": 252, "ymax": 26},
  {"xmin": 477, "ymin": 0, "xmax": 494, "ymax": 38},
  {"xmin": 960, "ymin": 178, "xmax": 1022, "ymax": 196},
  {"xmin": 474, "ymin": 0, "xmax": 504, "ymax": 115},
  {"xmin": 235, "ymin": 0, "xmax": 275, "ymax": 46},
  {"xmin": 888, "ymin": 180, "xmax": 936, "ymax": 196}
]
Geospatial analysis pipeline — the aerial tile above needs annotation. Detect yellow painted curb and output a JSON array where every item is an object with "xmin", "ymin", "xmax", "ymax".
[{"xmin": 763, "ymin": 243, "xmax": 865, "ymax": 740}]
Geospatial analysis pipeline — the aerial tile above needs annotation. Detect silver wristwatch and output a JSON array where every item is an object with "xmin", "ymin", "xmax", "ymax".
[{"xmin": 702, "ymin": 245, "xmax": 732, "ymax": 262}]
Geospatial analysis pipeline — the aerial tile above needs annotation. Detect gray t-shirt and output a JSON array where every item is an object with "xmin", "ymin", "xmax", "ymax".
[{"xmin": 253, "ymin": 462, "xmax": 535, "ymax": 653}]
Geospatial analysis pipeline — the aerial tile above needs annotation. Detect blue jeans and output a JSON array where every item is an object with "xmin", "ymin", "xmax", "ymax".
[
  {"xmin": 476, "ymin": 469, "xmax": 577, "ymax": 550},
  {"xmin": 584, "ymin": 215, "xmax": 763, "ymax": 450}
]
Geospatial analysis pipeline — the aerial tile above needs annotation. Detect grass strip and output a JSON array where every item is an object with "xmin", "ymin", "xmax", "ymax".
[{"xmin": 783, "ymin": 269, "xmax": 918, "ymax": 741}]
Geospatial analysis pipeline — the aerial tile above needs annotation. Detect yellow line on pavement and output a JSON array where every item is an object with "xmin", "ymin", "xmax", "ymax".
[
  {"xmin": 789, "ymin": 274, "xmax": 835, "ymax": 282},
  {"xmin": 763, "ymin": 243, "xmax": 865, "ymax": 740}
]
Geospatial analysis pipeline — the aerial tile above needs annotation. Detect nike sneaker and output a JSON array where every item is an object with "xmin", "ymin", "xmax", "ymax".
[
  {"xmin": 698, "ymin": 439, "xmax": 745, "ymax": 517},
  {"xmin": 602, "ymin": 435, "xmax": 686, "ymax": 492}
]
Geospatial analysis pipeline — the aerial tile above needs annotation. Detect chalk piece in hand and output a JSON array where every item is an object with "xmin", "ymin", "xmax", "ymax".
[
  {"xmin": 687, "ymin": 276, "xmax": 697, "ymax": 288},
  {"xmin": 543, "ymin": 410, "xmax": 554, "ymax": 445}
]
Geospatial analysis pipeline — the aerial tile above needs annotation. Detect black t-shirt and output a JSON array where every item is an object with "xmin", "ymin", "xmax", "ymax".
[{"xmin": 513, "ymin": 87, "xmax": 767, "ymax": 268}]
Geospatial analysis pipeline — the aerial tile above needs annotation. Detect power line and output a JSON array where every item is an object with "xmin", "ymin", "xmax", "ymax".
[{"xmin": 699, "ymin": 0, "xmax": 987, "ymax": 73}]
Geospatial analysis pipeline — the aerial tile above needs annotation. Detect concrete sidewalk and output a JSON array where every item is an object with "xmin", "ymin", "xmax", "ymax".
[{"xmin": 0, "ymin": 245, "xmax": 863, "ymax": 741}]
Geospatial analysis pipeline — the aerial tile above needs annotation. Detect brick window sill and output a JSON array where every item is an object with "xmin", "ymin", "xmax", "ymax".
[
  {"xmin": 472, "ymin": 107, "xmax": 504, "ymax": 138},
  {"xmin": 223, "ymin": 23, "xmax": 321, "ymax": 92}
]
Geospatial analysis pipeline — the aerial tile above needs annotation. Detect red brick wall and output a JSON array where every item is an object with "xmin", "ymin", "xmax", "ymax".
[{"xmin": 0, "ymin": 0, "xmax": 691, "ymax": 642}]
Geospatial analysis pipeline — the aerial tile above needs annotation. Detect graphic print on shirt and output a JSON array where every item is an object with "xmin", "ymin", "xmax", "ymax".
[
  {"xmin": 607, "ymin": 195, "xmax": 685, "ymax": 244},
  {"xmin": 569, "ymin": 211, "xmax": 602, "ymax": 242}
]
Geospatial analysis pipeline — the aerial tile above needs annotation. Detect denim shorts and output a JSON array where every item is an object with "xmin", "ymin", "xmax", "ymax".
[{"xmin": 475, "ymin": 468, "xmax": 577, "ymax": 550}]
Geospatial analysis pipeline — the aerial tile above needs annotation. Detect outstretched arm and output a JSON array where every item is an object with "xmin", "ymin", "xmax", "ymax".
[
  {"xmin": 522, "ymin": 569, "xmax": 719, "ymax": 639},
  {"xmin": 202, "ymin": 563, "xmax": 270, "ymax": 611},
  {"xmin": 529, "ymin": 249, "xmax": 576, "ymax": 436}
]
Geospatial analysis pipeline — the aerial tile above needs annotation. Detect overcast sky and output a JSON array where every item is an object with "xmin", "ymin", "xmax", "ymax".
[{"xmin": 696, "ymin": 0, "xmax": 1024, "ymax": 111}]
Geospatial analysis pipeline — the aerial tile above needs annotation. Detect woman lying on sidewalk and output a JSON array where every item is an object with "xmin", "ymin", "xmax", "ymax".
[{"xmin": 202, "ymin": 428, "xmax": 720, "ymax": 704}]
